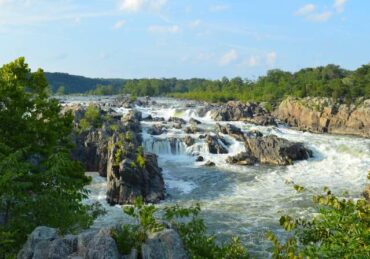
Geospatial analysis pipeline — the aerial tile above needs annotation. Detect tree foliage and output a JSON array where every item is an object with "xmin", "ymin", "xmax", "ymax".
[
  {"xmin": 267, "ymin": 177, "xmax": 370, "ymax": 258},
  {"xmin": 0, "ymin": 58, "xmax": 99, "ymax": 257}
]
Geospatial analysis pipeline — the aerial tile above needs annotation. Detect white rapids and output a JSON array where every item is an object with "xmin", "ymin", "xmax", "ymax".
[{"xmin": 70, "ymin": 96, "xmax": 370, "ymax": 258}]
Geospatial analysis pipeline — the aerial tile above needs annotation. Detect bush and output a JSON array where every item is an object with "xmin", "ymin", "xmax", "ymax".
[{"xmin": 267, "ymin": 175, "xmax": 370, "ymax": 258}]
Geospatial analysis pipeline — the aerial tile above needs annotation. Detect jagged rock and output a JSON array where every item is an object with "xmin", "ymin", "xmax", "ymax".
[
  {"xmin": 244, "ymin": 135, "xmax": 312, "ymax": 165},
  {"xmin": 189, "ymin": 118, "xmax": 201, "ymax": 125},
  {"xmin": 215, "ymin": 123, "xmax": 245, "ymax": 141},
  {"xmin": 275, "ymin": 97, "xmax": 370, "ymax": 138},
  {"xmin": 168, "ymin": 117, "xmax": 186, "ymax": 125},
  {"xmin": 226, "ymin": 152, "xmax": 258, "ymax": 165},
  {"xmin": 206, "ymin": 135, "xmax": 228, "ymax": 154},
  {"xmin": 184, "ymin": 125, "xmax": 202, "ymax": 134},
  {"xmin": 148, "ymin": 124, "xmax": 165, "ymax": 135},
  {"xmin": 208, "ymin": 101, "xmax": 276, "ymax": 126},
  {"xmin": 195, "ymin": 156, "xmax": 204, "ymax": 162},
  {"xmin": 141, "ymin": 229, "xmax": 188, "ymax": 259},
  {"xmin": 204, "ymin": 161, "xmax": 215, "ymax": 167},
  {"xmin": 183, "ymin": 136, "xmax": 195, "ymax": 146},
  {"xmin": 18, "ymin": 227, "xmax": 120, "ymax": 259},
  {"xmin": 106, "ymin": 136, "xmax": 165, "ymax": 205}
]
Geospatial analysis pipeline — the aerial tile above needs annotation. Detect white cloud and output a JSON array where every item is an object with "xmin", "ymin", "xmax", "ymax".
[
  {"xmin": 209, "ymin": 4, "xmax": 229, "ymax": 12},
  {"xmin": 265, "ymin": 52, "xmax": 277, "ymax": 66},
  {"xmin": 119, "ymin": 0, "xmax": 167, "ymax": 12},
  {"xmin": 219, "ymin": 49, "xmax": 238, "ymax": 66},
  {"xmin": 148, "ymin": 24, "xmax": 179, "ymax": 33},
  {"xmin": 113, "ymin": 20, "xmax": 126, "ymax": 30},
  {"xmin": 334, "ymin": 0, "xmax": 347, "ymax": 13},
  {"xmin": 246, "ymin": 55, "xmax": 259, "ymax": 67},
  {"xmin": 295, "ymin": 4, "xmax": 316, "ymax": 16},
  {"xmin": 189, "ymin": 19, "xmax": 201, "ymax": 28},
  {"xmin": 308, "ymin": 11, "xmax": 332, "ymax": 22}
]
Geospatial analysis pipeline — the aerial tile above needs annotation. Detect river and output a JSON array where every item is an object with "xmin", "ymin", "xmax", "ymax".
[{"xmin": 63, "ymin": 96, "xmax": 370, "ymax": 257}]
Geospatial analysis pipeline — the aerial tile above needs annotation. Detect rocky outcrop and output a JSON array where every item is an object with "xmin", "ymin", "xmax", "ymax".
[
  {"xmin": 18, "ymin": 226, "xmax": 188, "ymax": 259},
  {"xmin": 208, "ymin": 101, "xmax": 277, "ymax": 126},
  {"xmin": 17, "ymin": 226, "xmax": 120, "ymax": 259},
  {"xmin": 275, "ymin": 97, "xmax": 370, "ymax": 138},
  {"xmin": 183, "ymin": 136, "xmax": 195, "ymax": 147},
  {"xmin": 227, "ymin": 135, "xmax": 312, "ymax": 166},
  {"xmin": 106, "ymin": 130, "xmax": 165, "ymax": 205},
  {"xmin": 141, "ymin": 229, "xmax": 188, "ymax": 259},
  {"xmin": 215, "ymin": 123, "xmax": 245, "ymax": 141},
  {"xmin": 148, "ymin": 124, "xmax": 165, "ymax": 135},
  {"xmin": 206, "ymin": 135, "xmax": 228, "ymax": 154}
]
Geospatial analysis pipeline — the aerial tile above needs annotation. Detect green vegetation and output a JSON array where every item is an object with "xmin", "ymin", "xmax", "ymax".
[
  {"xmin": 268, "ymin": 175, "xmax": 370, "ymax": 258},
  {"xmin": 45, "ymin": 72, "xmax": 125, "ymax": 94},
  {"xmin": 113, "ymin": 197, "xmax": 249, "ymax": 258},
  {"xmin": 85, "ymin": 84, "xmax": 118, "ymax": 95},
  {"xmin": 79, "ymin": 104, "xmax": 102, "ymax": 131},
  {"xmin": 0, "ymin": 58, "xmax": 102, "ymax": 257}
]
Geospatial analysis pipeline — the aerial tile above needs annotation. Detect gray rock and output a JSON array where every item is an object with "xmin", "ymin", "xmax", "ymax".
[
  {"xmin": 141, "ymin": 229, "xmax": 188, "ymax": 259},
  {"xmin": 206, "ymin": 135, "xmax": 228, "ymax": 154}
]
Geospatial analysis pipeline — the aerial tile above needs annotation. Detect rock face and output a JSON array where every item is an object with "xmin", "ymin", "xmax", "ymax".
[
  {"xmin": 148, "ymin": 124, "xmax": 165, "ymax": 135},
  {"xmin": 106, "ymin": 123, "xmax": 165, "ymax": 205},
  {"xmin": 208, "ymin": 101, "xmax": 277, "ymax": 126},
  {"xmin": 141, "ymin": 229, "xmax": 188, "ymax": 259},
  {"xmin": 227, "ymin": 135, "xmax": 312, "ymax": 166},
  {"xmin": 17, "ymin": 226, "xmax": 120, "ymax": 259},
  {"xmin": 206, "ymin": 135, "xmax": 228, "ymax": 154},
  {"xmin": 275, "ymin": 97, "xmax": 370, "ymax": 138},
  {"xmin": 215, "ymin": 123, "xmax": 245, "ymax": 141}
]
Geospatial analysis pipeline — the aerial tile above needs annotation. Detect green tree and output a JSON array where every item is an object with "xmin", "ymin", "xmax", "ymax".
[
  {"xmin": 0, "ymin": 58, "xmax": 98, "ymax": 257},
  {"xmin": 56, "ymin": 85, "xmax": 65, "ymax": 95}
]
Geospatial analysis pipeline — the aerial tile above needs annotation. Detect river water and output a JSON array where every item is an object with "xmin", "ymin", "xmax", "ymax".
[{"xmin": 65, "ymin": 96, "xmax": 370, "ymax": 258}]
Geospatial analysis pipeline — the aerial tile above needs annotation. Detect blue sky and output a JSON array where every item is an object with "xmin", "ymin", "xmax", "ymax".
[{"xmin": 0, "ymin": 0, "xmax": 368, "ymax": 79}]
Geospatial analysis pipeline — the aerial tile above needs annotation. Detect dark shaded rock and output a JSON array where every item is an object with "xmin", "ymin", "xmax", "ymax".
[
  {"xmin": 141, "ymin": 229, "xmax": 188, "ymax": 259},
  {"xmin": 189, "ymin": 118, "xmax": 201, "ymax": 125},
  {"xmin": 148, "ymin": 124, "xmax": 165, "ymax": 135},
  {"xmin": 204, "ymin": 161, "xmax": 215, "ymax": 167},
  {"xmin": 184, "ymin": 125, "xmax": 203, "ymax": 134},
  {"xmin": 226, "ymin": 152, "xmax": 258, "ymax": 165},
  {"xmin": 183, "ymin": 136, "xmax": 195, "ymax": 147},
  {"xmin": 168, "ymin": 117, "xmax": 186, "ymax": 125},
  {"xmin": 206, "ymin": 135, "xmax": 228, "ymax": 154},
  {"xmin": 215, "ymin": 123, "xmax": 245, "ymax": 141},
  {"xmin": 244, "ymin": 135, "xmax": 312, "ymax": 165},
  {"xmin": 195, "ymin": 156, "xmax": 204, "ymax": 162}
]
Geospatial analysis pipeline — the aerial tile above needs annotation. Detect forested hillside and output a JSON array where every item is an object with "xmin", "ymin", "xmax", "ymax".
[{"xmin": 45, "ymin": 72, "xmax": 125, "ymax": 94}]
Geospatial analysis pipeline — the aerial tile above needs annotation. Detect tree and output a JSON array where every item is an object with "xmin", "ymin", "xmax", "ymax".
[
  {"xmin": 56, "ymin": 85, "xmax": 65, "ymax": 95},
  {"xmin": 0, "ymin": 58, "xmax": 98, "ymax": 257}
]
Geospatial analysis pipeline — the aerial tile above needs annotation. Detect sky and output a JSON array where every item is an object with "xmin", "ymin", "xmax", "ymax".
[{"xmin": 0, "ymin": 0, "xmax": 369, "ymax": 79}]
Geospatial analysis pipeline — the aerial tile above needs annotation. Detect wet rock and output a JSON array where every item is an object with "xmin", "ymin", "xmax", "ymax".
[
  {"xmin": 215, "ymin": 123, "xmax": 245, "ymax": 141},
  {"xmin": 183, "ymin": 136, "xmax": 195, "ymax": 146},
  {"xmin": 204, "ymin": 161, "xmax": 215, "ymax": 167},
  {"xmin": 106, "ymin": 133, "xmax": 165, "ymax": 205},
  {"xmin": 141, "ymin": 229, "xmax": 188, "ymax": 259},
  {"xmin": 195, "ymin": 156, "xmax": 204, "ymax": 162},
  {"xmin": 208, "ymin": 101, "xmax": 276, "ymax": 126},
  {"xmin": 244, "ymin": 135, "xmax": 312, "ymax": 165},
  {"xmin": 275, "ymin": 97, "xmax": 370, "ymax": 138},
  {"xmin": 168, "ymin": 117, "xmax": 186, "ymax": 125},
  {"xmin": 148, "ymin": 124, "xmax": 165, "ymax": 135},
  {"xmin": 189, "ymin": 118, "xmax": 201, "ymax": 125},
  {"xmin": 206, "ymin": 135, "xmax": 228, "ymax": 154},
  {"xmin": 172, "ymin": 122, "xmax": 183, "ymax": 129},
  {"xmin": 226, "ymin": 152, "xmax": 258, "ymax": 165},
  {"xmin": 184, "ymin": 125, "xmax": 203, "ymax": 134}
]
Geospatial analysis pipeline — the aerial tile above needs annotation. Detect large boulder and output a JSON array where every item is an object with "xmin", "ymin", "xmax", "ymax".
[
  {"xmin": 148, "ymin": 124, "xmax": 165, "ymax": 135},
  {"xmin": 244, "ymin": 135, "xmax": 312, "ymax": 165},
  {"xmin": 141, "ymin": 229, "xmax": 188, "ymax": 259},
  {"xmin": 215, "ymin": 123, "xmax": 245, "ymax": 141},
  {"xmin": 275, "ymin": 97, "xmax": 370, "ymax": 138},
  {"xmin": 209, "ymin": 101, "xmax": 277, "ymax": 126},
  {"xmin": 18, "ymin": 227, "xmax": 120, "ymax": 259},
  {"xmin": 206, "ymin": 135, "xmax": 228, "ymax": 154},
  {"xmin": 226, "ymin": 151, "xmax": 258, "ymax": 165}
]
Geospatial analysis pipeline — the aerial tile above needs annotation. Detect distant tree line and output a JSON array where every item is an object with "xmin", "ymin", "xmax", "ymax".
[{"xmin": 45, "ymin": 64, "xmax": 370, "ymax": 104}]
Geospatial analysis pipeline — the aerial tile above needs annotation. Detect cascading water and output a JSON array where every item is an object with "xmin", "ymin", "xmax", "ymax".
[{"xmin": 78, "ymin": 96, "xmax": 370, "ymax": 258}]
